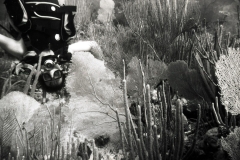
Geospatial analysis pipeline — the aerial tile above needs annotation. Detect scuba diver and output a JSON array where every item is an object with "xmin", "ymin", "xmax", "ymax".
[{"xmin": 0, "ymin": 0, "xmax": 103, "ymax": 92}]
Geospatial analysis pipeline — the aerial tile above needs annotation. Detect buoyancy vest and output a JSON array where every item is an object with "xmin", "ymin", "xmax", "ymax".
[{"xmin": 4, "ymin": 0, "xmax": 76, "ymax": 53}]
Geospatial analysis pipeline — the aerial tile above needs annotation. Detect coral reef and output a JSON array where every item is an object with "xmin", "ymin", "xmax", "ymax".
[{"xmin": 216, "ymin": 48, "xmax": 240, "ymax": 115}]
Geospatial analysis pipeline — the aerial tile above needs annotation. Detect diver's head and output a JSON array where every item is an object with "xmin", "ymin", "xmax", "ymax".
[
  {"xmin": 40, "ymin": 50, "xmax": 65, "ymax": 92},
  {"xmin": 42, "ymin": 68, "xmax": 63, "ymax": 88}
]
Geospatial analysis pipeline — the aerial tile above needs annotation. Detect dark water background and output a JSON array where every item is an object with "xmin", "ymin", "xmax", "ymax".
[{"xmin": 0, "ymin": 0, "xmax": 7, "ymax": 20}]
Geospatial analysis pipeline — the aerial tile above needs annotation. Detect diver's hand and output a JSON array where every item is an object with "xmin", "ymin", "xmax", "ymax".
[
  {"xmin": 89, "ymin": 41, "xmax": 104, "ymax": 61},
  {"xmin": 13, "ymin": 63, "xmax": 36, "ymax": 75},
  {"xmin": 68, "ymin": 41, "xmax": 104, "ymax": 61}
]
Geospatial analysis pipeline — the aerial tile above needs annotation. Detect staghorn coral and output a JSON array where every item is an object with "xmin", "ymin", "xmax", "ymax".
[
  {"xmin": 215, "ymin": 48, "xmax": 240, "ymax": 115},
  {"xmin": 120, "ymin": 60, "xmax": 202, "ymax": 160}
]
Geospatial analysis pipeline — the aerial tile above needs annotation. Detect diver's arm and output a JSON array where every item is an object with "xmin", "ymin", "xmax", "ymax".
[
  {"xmin": 0, "ymin": 34, "xmax": 26, "ymax": 59},
  {"xmin": 68, "ymin": 41, "xmax": 103, "ymax": 60}
]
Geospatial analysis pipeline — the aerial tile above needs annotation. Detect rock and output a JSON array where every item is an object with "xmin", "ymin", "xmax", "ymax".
[
  {"xmin": 183, "ymin": 103, "xmax": 198, "ymax": 120},
  {"xmin": 201, "ymin": 127, "xmax": 221, "ymax": 153},
  {"xmin": 94, "ymin": 134, "xmax": 110, "ymax": 148},
  {"xmin": 98, "ymin": 0, "xmax": 115, "ymax": 23},
  {"xmin": 187, "ymin": 127, "xmax": 229, "ymax": 160},
  {"xmin": 77, "ymin": 142, "xmax": 92, "ymax": 159}
]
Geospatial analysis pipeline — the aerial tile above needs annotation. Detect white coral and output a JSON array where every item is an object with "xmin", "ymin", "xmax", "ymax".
[{"xmin": 215, "ymin": 48, "xmax": 240, "ymax": 115}]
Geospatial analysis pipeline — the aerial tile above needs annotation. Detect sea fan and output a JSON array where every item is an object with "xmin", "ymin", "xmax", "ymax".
[
  {"xmin": 0, "ymin": 109, "xmax": 18, "ymax": 157},
  {"xmin": 167, "ymin": 60, "xmax": 209, "ymax": 100},
  {"xmin": 126, "ymin": 56, "xmax": 167, "ymax": 99},
  {"xmin": 215, "ymin": 48, "xmax": 240, "ymax": 115}
]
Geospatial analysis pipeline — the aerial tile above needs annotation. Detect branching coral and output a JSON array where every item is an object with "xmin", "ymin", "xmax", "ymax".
[
  {"xmin": 215, "ymin": 48, "xmax": 240, "ymax": 115},
  {"xmin": 120, "ymin": 60, "xmax": 202, "ymax": 160}
]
